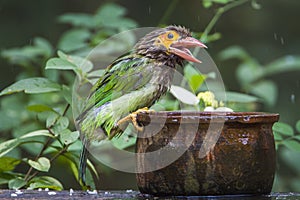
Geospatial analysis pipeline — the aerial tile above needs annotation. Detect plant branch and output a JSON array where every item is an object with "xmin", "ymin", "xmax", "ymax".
[
  {"xmin": 200, "ymin": 0, "xmax": 250, "ymax": 42},
  {"xmin": 24, "ymin": 103, "xmax": 71, "ymax": 182}
]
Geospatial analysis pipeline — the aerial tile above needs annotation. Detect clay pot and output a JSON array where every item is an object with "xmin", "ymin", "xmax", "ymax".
[{"xmin": 135, "ymin": 111, "xmax": 279, "ymax": 196}]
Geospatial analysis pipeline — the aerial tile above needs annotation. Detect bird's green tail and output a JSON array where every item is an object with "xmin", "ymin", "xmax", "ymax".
[{"xmin": 79, "ymin": 138, "xmax": 90, "ymax": 190}]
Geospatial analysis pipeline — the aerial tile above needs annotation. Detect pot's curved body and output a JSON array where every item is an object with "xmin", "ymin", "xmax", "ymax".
[{"xmin": 136, "ymin": 112, "xmax": 279, "ymax": 196}]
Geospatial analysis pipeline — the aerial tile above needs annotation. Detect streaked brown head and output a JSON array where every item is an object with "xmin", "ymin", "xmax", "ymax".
[{"xmin": 135, "ymin": 25, "xmax": 207, "ymax": 65}]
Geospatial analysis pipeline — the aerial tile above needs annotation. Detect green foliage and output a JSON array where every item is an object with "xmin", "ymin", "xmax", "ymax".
[
  {"xmin": 57, "ymin": 3, "xmax": 137, "ymax": 53},
  {"xmin": 219, "ymin": 46, "xmax": 300, "ymax": 107},
  {"xmin": 1, "ymin": 37, "xmax": 53, "ymax": 66},
  {"xmin": 0, "ymin": 2, "xmax": 138, "ymax": 190},
  {"xmin": 273, "ymin": 121, "xmax": 300, "ymax": 151},
  {"xmin": 0, "ymin": 0, "xmax": 298, "ymax": 192},
  {"xmin": 0, "ymin": 78, "xmax": 61, "ymax": 96},
  {"xmin": 28, "ymin": 157, "xmax": 51, "ymax": 172}
]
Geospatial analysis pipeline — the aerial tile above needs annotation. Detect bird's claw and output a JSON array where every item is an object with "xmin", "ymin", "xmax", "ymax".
[{"xmin": 117, "ymin": 107, "xmax": 154, "ymax": 132}]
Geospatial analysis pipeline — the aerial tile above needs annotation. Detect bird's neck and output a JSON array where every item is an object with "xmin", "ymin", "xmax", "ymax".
[{"xmin": 136, "ymin": 51, "xmax": 183, "ymax": 68}]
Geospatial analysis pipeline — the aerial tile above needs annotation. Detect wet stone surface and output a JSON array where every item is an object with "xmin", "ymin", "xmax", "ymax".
[{"xmin": 0, "ymin": 190, "xmax": 300, "ymax": 200}]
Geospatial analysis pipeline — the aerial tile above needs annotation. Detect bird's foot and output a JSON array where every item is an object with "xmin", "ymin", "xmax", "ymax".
[{"xmin": 117, "ymin": 107, "xmax": 154, "ymax": 132}]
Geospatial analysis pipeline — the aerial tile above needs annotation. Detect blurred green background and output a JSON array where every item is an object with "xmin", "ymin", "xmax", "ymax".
[{"xmin": 1, "ymin": 0, "xmax": 300, "ymax": 191}]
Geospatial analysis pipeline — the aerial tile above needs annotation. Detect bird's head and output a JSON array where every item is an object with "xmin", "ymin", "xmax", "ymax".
[{"xmin": 135, "ymin": 25, "xmax": 207, "ymax": 64}]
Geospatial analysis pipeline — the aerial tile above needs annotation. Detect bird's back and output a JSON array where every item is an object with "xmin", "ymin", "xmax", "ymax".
[{"xmin": 77, "ymin": 54, "xmax": 175, "ymax": 140}]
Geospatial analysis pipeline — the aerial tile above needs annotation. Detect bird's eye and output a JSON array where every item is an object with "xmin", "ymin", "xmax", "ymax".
[{"xmin": 167, "ymin": 33, "xmax": 174, "ymax": 39}]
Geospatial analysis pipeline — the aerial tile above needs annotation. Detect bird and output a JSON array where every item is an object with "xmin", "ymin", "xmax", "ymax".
[{"xmin": 76, "ymin": 25, "xmax": 207, "ymax": 188}]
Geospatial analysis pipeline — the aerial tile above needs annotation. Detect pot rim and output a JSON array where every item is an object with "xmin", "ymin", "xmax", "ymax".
[{"xmin": 136, "ymin": 111, "xmax": 280, "ymax": 124}]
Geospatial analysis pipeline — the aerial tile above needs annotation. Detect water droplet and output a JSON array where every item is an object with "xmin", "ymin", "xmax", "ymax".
[
  {"xmin": 239, "ymin": 138, "xmax": 248, "ymax": 145},
  {"xmin": 291, "ymin": 94, "xmax": 295, "ymax": 103},
  {"xmin": 243, "ymin": 116, "xmax": 251, "ymax": 122},
  {"xmin": 172, "ymin": 118, "xmax": 178, "ymax": 122},
  {"xmin": 274, "ymin": 33, "xmax": 278, "ymax": 40},
  {"xmin": 285, "ymin": 55, "xmax": 295, "ymax": 64},
  {"xmin": 280, "ymin": 37, "xmax": 285, "ymax": 45}
]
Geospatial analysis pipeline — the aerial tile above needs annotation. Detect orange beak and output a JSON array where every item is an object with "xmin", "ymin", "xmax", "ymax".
[{"xmin": 169, "ymin": 37, "xmax": 207, "ymax": 63}]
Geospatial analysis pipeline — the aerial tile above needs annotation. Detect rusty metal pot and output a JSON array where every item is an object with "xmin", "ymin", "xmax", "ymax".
[{"xmin": 136, "ymin": 111, "xmax": 279, "ymax": 196}]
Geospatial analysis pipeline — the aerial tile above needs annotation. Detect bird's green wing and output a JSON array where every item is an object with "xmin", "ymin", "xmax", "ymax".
[
  {"xmin": 77, "ymin": 54, "xmax": 156, "ymax": 138},
  {"xmin": 84, "ymin": 54, "xmax": 153, "ymax": 111}
]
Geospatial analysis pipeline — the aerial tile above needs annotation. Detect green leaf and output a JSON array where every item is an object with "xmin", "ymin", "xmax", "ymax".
[
  {"xmin": 0, "ymin": 157, "xmax": 21, "ymax": 172},
  {"xmin": 202, "ymin": 0, "xmax": 213, "ymax": 8},
  {"xmin": 8, "ymin": 178, "xmax": 27, "ymax": 189},
  {"xmin": 58, "ymin": 13, "xmax": 95, "ymax": 28},
  {"xmin": 61, "ymin": 85, "xmax": 72, "ymax": 104},
  {"xmin": 1, "ymin": 37, "xmax": 52, "ymax": 66},
  {"xmin": 263, "ymin": 56, "xmax": 300, "ymax": 77},
  {"xmin": 94, "ymin": 3, "xmax": 137, "ymax": 30},
  {"xmin": 27, "ymin": 104, "xmax": 54, "ymax": 113},
  {"xmin": 0, "ymin": 172, "xmax": 16, "ymax": 185},
  {"xmin": 28, "ymin": 176, "xmax": 63, "ymax": 190},
  {"xmin": 0, "ymin": 78, "xmax": 61, "ymax": 96},
  {"xmin": 236, "ymin": 61, "xmax": 262, "ymax": 85},
  {"xmin": 249, "ymin": 80, "xmax": 277, "ymax": 106},
  {"xmin": 51, "ymin": 116, "xmax": 69, "ymax": 135},
  {"xmin": 66, "ymin": 54, "xmax": 93, "ymax": 73},
  {"xmin": 184, "ymin": 64, "xmax": 207, "ymax": 92},
  {"xmin": 218, "ymin": 46, "xmax": 250, "ymax": 61},
  {"xmin": 282, "ymin": 140, "xmax": 300, "ymax": 152},
  {"xmin": 58, "ymin": 29, "xmax": 91, "ymax": 52},
  {"xmin": 46, "ymin": 52, "xmax": 93, "ymax": 79},
  {"xmin": 293, "ymin": 135, "xmax": 300, "ymax": 141},
  {"xmin": 95, "ymin": 3, "xmax": 126, "ymax": 20},
  {"xmin": 273, "ymin": 132, "xmax": 283, "ymax": 141},
  {"xmin": 0, "ymin": 130, "xmax": 53, "ymax": 157},
  {"xmin": 34, "ymin": 37, "xmax": 53, "ymax": 58},
  {"xmin": 273, "ymin": 122, "xmax": 294, "ymax": 136},
  {"xmin": 60, "ymin": 130, "xmax": 80, "ymax": 145},
  {"xmin": 28, "ymin": 157, "xmax": 50, "ymax": 172},
  {"xmin": 224, "ymin": 91, "xmax": 258, "ymax": 103},
  {"xmin": 46, "ymin": 57, "xmax": 77, "ymax": 71},
  {"xmin": 296, "ymin": 120, "xmax": 300, "ymax": 133},
  {"xmin": 46, "ymin": 112, "xmax": 59, "ymax": 128},
  {"xmin": 0, "ymin": 96, "xmax": 25, "ymax": 131}
]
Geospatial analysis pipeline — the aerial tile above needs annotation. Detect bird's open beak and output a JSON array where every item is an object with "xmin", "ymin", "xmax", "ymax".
[{"xmin": 169, "ymin": 37, "xmax": 207, "ymax": 63}]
